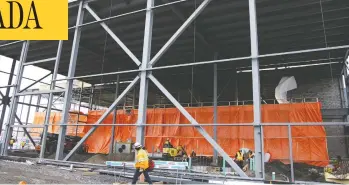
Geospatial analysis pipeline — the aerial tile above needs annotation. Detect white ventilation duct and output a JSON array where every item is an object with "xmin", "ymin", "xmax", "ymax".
[{"xmin": 275, "ymin": 76, "xmax": 297, "ymax": 104}]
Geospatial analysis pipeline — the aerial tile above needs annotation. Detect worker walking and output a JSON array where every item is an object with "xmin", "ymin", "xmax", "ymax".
[
  {"xmin": 132, "ymin": 142, "xmax": 153, "ymax": 185},
  {"xmin": 235, "ymin": 149, "xmax": 244, "ymax": 169}
]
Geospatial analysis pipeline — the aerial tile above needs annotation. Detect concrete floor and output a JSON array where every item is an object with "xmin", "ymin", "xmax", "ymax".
[{"xmin": 0, "ymin": 160, "xmax": 127, "ymax": 184}]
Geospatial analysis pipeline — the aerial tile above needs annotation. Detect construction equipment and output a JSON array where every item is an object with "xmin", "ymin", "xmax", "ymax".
[
  {"xmin": 35, "ymin": 133, "xmax": 88, "ymax": 155},
  {"xmin": 162, "ymin": 139, "xmax": 187, "ymax": 161}
]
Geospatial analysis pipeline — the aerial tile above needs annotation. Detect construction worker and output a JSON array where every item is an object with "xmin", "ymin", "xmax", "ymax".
[
  {"xmin": 9, "ymin": 137, "xmax": 15, "ymax": 149},
  {"xmin": 235, "ymin": 149, "xmax": 244, "ymax": 169},
  {"xmin": 163, "ymin": 138, "xmax": 173, "ymax": 148},
  {"xmin": 20, "ymin": 141, "xmax": 26, "ymax": 149},
  {"xmin": 132, "ymin": 142, "xmax": 152, "ymax": 185}
]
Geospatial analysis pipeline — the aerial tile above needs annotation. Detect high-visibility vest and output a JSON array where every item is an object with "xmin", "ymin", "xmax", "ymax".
[
  {"xmin": 236, "ymin": 152, "xmax": 243, "ymax": 161},
  {"xmin": 135, "ymin": 149, "xmax": 149, "ymax": 169}
]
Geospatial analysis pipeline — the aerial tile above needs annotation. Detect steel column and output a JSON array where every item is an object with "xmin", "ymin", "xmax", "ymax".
[
  {"xmin": 109, "ymin": 75, "xmax": 120, "ymax": 154},
  {"xmin": 249, "ymin": 0, "xmax": 264, "ymax": 179},
  {"xmin": 136, "ymin": 0, "xmax": 154, "ymax": 145},
  {"xmin": 40, "ymin": 40, "xmax": 63, "ymax": 159},
  {"xmin": 35, "ymin": 95, "xmax": 41, "ymax": 112},
  {"xmin": 288, "ymin": 124, "xmax": 295, "ymax": 182},
  {"xmin": 213, "ymin": 54, "xmax": 218, "ymax": 163},
  {"xmin": 148, "ymin": 74, "xmax": 247, "ymax": 177},
  {"xmin": 0, "ymin": 59, "xmax": 16, "ymax": 136},
  {"xmin": 89, "ymin": 85, "xmax": 94, "ymax": 110},
  {"xmin": 63, "ymin": 76, "xmax": 140, "ymax": 161},
  {"xmin": 75, "ymin": 82, "xmax": 84, "ymax": 136},
  {"xmin": 149, "ymin": 0, "xmax": 213, "ymax": 66},
  {"xmin": 56, "ymin": 0, "xmax": 85, "ymax": 160},
  {"xmin": 1, "ymin": 41, "xmax": 29, "ymax": 156},
  {"xmin": 24, "ymin": 95, "xmax": 33, "ymax": 136}
]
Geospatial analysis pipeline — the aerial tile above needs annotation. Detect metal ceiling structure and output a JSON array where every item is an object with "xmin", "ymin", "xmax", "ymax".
[{"xmin": 0, "ymin": 0, "xmax": 349, "ymax": 182}]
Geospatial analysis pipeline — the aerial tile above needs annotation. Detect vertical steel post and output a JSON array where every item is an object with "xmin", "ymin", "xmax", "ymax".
[
  {"xmin": 76, "ymin": 82, "xmax": 84, "ymax": 136},
  {"xmin": 89, "ymin": 85, "xmax": 95, "ymax": 110},
  {"xmin": 35, "ymin": 95, "xmax": 41, "ymax": 112},
  {"xmin": 56, "ymin": 0, "xmax": 84, "ymax": 160},
  {"xmin": 109, "ymin": 75, "xmax": 120, "ymax": 154},
  {"xmin": 235, "ymin": 68, "xmax": 239, "ymax": 105},
  {"xmin": 0, "ymin": 59, "xmax": 16, "ymax": 136},
  {"xmin": 288, "ymin": 124, "xmax": 295, "ymax": 182},
  {"xmin": 1, "ymin": 41, "xmax": 29, "ymax": 156},
  {"xmin": 136, "ymin": 0, "xmax": 154, "ymax": 145},
  {"xmin": 213, "ymin": 53, "xmax": 218, "ymax": 164},
  {"xmin": 40, "ymin": 41, "xmax": 63, "ymax": 159},
  {"xmin": 132, "ymin": 87, "xmax": 136, "ymax": 109},
  {"xmin": 249, "ymin": 0, "xmax": 264, "ymax": 179},
  {"xmin": 24, "ymin": 95, "xmax": 33, "ymax": 137}
]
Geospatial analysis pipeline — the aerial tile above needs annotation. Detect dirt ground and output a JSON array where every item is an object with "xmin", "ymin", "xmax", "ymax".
[{"xmin": 0, "ymin": 160, "xmax": 129, "ymax": 184}]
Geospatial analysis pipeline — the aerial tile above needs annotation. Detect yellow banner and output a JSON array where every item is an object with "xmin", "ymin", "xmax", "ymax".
[{"xmin": 0, "ymin": 0, "xmax": 68, "ymax": 40}]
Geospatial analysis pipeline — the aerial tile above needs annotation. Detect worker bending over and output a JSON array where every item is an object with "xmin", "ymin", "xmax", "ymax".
[
  {"xmin": 235, "ymin": 150, "xmax": 244, "ymax": 169},
  {"xmin": 132, "ymin": 142, "xmax": 153, "ymax": 185}
]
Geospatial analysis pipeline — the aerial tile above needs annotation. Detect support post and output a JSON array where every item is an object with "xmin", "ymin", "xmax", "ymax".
[
  {"xmin": 213, "ymin": 53, "xmax": 218, "ymax": 164},
  {"xmin": 40, "ymin": 41, "xmax": 63, "ymax": 159},
  {"xmin": 24, "ymin": 95, "xmax": 33, "ymax": 136},
  {"xmin": 235, "ymin": 69, "xmax": 239, "ymax": 105},
  {"xmin": 56, "ymin": 0, "xmax": 84, "ymax": 160},
  {"xmin": 89, "ymin": 85, "xmax": 94, "ymax": 110},
  {"xmin": 109, "ymin": 75, "xmax": 120, "ymax": 154},
  {"xmin": 1, "ymin": 41, "xmax": 29, "ymax": 156},
  {"xmin": 0, "ymin": 59, "xmax": 16, "ymax": 136},
  {"xmin": 148, "ymin": 74, "xmax": 247, "ymax": 177},
  {"xmin": 249, "ymin": 0, "xmax": 264, "ymax": 179},
  {"xmin": 288, "ymin": 124, "xmax": 295, "ymax": 183},
  {"xmin": 136, "ymin": 0, "xmax": 154, "ymax": 145},
  {"xmin": 76, "ymin": 82, "xmax": 84, "ymax": 136},
  {"xmin": 35, "ymin": 95, "xmax": 41, "ymax": 112}
]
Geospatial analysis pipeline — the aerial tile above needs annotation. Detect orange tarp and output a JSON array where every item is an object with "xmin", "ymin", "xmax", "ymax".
[
  {"xmin": 32, "ymin": 103, "xmax": 329, "ymax": 167},
  {"xmin": 31, "ymin": 112, "xmax": 88, "ymax": 137}
]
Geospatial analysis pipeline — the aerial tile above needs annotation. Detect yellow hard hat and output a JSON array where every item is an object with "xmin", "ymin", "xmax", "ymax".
[{"xmin": 18, "ymin": 181, "xmax": 27, "ymax": 185}]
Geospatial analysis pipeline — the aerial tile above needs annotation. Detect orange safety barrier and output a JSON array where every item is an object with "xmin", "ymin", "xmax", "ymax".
[{"xmin": 32, "ymin": 103, "xmax": 329, "ymax": 167}]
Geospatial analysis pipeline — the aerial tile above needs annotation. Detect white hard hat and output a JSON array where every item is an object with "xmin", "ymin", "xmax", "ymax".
[{"xmin": 134, "ymin": 142, "xmax": 142, "ymax": 148}]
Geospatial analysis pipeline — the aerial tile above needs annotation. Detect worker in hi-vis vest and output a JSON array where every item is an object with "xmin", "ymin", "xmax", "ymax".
[
  {"xmin": 235, "ymin": 149, "xmax": 244, "ymax": 169},
  {"xmin": 132, "ymin": 142, "xmax": 153, "ymax": 185}
]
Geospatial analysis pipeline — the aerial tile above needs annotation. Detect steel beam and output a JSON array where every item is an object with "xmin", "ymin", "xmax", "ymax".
[
  {"xmin": 213, "ymin": 54, "xmax": 218, "ymax": 163},
  {"xmin": 0, "ymin": 60, "xmax": 16, "ymax": 137},
  {"xmin": 109, "ymin": 75, "xmax": 120, "ymax": 154},
  {"xmin": 15, "ymin": 89, "xmax": 65, "ymax": 96},
  {"xmin": 1, "ymin": 41, "xmax": 29, "ymax": 156},
  {"xmin": 148, "ymin": 74, "xmax": 247, "ymax": 177},
  {"xmin": 249, "ymin": 0, "xmax": 264, "ymax": 179},
  {"xmin": 149, "ymin": 0, "xmax": 213, "ymax": 66},
  {"xmin": 19, "ymin": 73, "xmax": 52, "ymax": 93},
  {"xmin": 0, "ymin": 91, "xmax": 36, "ymax": 147},
  {"xmin": 136, "ymin": 0, "xmax": 154, "ymax": 145},
  {"xmin": 14, "ymin": 114, "xmax": 36, "ymax": 147},
  {"xmin": 40, "ymin": 40, "xmax": 63, "ymax": 159},
  {"xmin": 63, "ymin": 76, "xmax": 140, "ymax": 161},
  {"xmin": 84, "ymin": 4, "xmax": 141, "ymax": 66},
  {"xmin": 23, "ymin": 57, "xmax": 56, "ymax": 66},
  {"xmin": 56, "ymin": 0, "xmax": 85, "ymax": 160}
]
